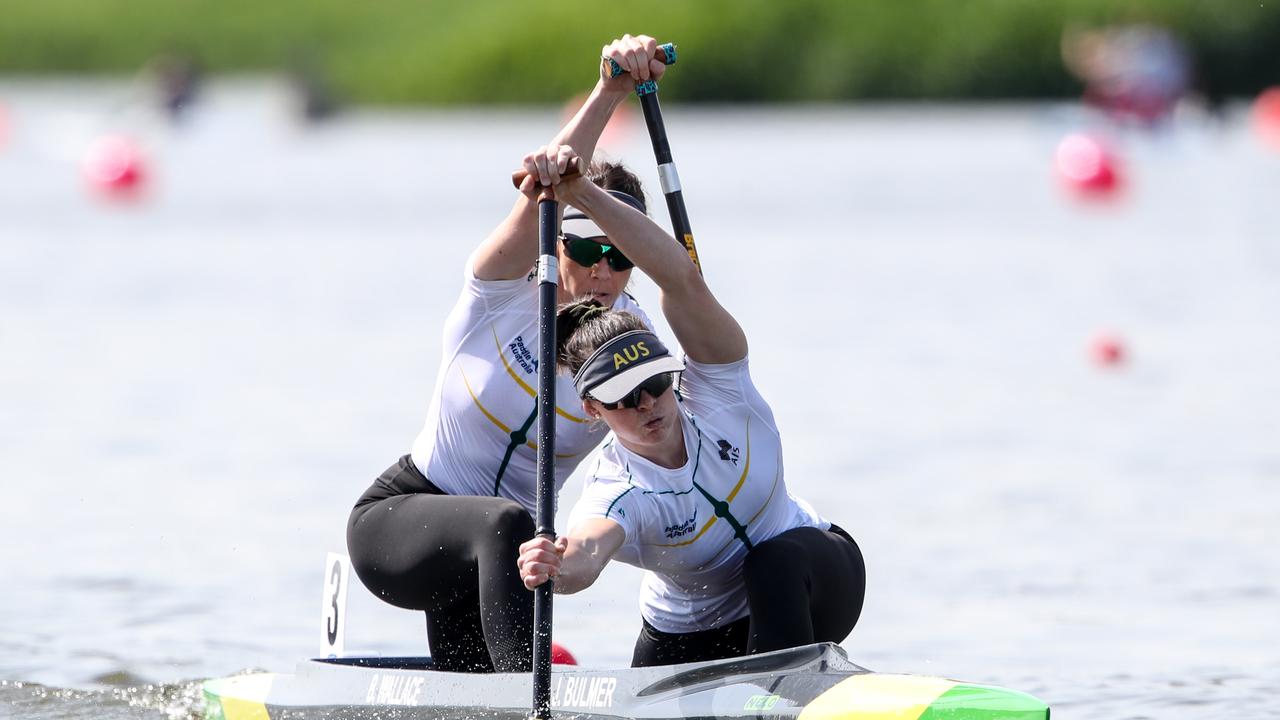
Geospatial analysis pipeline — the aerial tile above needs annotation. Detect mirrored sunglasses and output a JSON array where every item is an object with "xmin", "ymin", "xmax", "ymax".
[{"xmin": 561, "ymin": 235, "xmax": 634, "ymax": 272}]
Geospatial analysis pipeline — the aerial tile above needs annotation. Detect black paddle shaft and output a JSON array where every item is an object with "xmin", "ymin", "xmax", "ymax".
[
  {"xmin": 637, "ymin": 90, "xmax": 699, "ymax": 272},
  {"xmin": 609, "ymin": 43, "xmax": 702, "ymax": 273},
  {"xmin": 531, "ymin": 196, "xmax": 559, "ymax": 720}
]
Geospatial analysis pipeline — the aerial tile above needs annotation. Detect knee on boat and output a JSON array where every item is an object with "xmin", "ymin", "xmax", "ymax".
[{"xmin": 482, "ymin": 500, "xmax": 536, "ymax": 551}]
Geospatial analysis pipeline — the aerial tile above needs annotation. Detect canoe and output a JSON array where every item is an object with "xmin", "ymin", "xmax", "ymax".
[{"xmin": 202, "ymin": 641, "xmax": 1048, "ymax": 720}]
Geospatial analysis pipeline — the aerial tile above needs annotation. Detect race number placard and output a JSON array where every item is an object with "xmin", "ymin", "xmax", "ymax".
[{"xmin": 321, "ymin": 552, "xmax": 352, "ymax": 658}]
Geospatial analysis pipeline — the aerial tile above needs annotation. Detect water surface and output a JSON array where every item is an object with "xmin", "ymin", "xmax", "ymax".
[{"xmin": 1, "ymin": 79, "xmax": 1277, "ymax": 719}]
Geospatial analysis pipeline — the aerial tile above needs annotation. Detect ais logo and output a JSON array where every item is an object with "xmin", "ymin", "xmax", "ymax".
[
  {"xmin": 717, "ymin": 439, "xmax": 740, "ymax": 466},
  {"xmin": 612, "ymin": 341, "xmax": 650, "ymax": 369}
]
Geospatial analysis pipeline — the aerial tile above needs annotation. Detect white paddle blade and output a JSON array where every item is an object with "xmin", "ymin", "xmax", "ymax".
[{"xmin": 321, "ymin": 552, "xmax": 352, "ymax": 658}]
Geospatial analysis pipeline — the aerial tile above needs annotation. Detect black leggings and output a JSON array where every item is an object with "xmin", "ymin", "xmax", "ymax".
[
  {"xmin": 631, "ymin": 524, "xmax": 865, "ymax": 667},
  {"xmin": 346, "ymin": 456, "xmax": 535, "ymax": 673}
]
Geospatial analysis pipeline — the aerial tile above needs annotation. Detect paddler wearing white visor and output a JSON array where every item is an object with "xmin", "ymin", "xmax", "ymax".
[{"xmin": 516, "ymin": 148, "xmax": 867, "ymax": 667}]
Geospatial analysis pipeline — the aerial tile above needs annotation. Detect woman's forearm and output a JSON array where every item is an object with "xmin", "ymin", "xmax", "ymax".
[
  {"xmin": 552, "ymin": 519, "xmax": 626, "ymax": 594},
  {"xmin": 553, "ymin": 81, "xmax": 629, "ymax": 170},
  {"xmin": 556, "ymin": 34, "xmax": 662, "ymax": 166},
  {"xmin": 553, "ymin": 535, "xmax": 610, "ymax": 594},
  {"xmin": 564, "ymin": 181, "xmax": 747, "ymax": 362},
  {"xmin": 470, "ymin": 194, "xmax": 539, "ymax": 281},
  {"xmin": 569, "ymin": 181, "xmax": 701, "ymax": 292}
]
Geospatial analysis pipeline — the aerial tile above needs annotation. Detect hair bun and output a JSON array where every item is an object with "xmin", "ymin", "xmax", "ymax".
[{"xmin": 556, "ymin": 299, "xmax": 607, "ymax": 366}]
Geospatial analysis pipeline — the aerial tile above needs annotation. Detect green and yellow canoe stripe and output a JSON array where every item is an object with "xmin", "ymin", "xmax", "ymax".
[
  {"xmin": 799, "ymin": 674, "xmax": 1048, "ymax": 720},
  {"xmin": 203, "ymin": 673, "xmax": 275, "ymax": 720}
]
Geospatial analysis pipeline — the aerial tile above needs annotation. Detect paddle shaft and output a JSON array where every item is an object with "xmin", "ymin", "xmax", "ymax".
[
  {"xmin": 523, "ymin": 50, "xmax": 694, "ymax": 706},
  {"xmin": 608, "ymin": 44, "xmax": 702, "ymax": 273},
  {"xmin": 531, "ymin": 197, "xmax": 559, "ymax": 720}
]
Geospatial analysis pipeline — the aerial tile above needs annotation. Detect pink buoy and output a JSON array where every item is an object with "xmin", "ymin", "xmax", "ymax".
[
  {"xmin": 1090, "ymin": 333, "xmax": 1127, "ymax": 368},
  {"xmin": 550, "ymin": 642, "xmax": 578, "ymax": 665},
  {"xmin": 82, "ymin": 134, "xmax": 147, "ymax": 200},
  {"xmin": 1054, "ymin": 133, "xmax": 1122, "ymax": 199},
  {"xmin": 1251, "ymin": 86, "xmax": 1280, "ymax": 151}
]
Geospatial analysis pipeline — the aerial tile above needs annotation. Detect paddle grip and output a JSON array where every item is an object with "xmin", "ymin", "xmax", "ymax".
[
  {"xmin": 606, "ymin": 42, "xmax": 676, "ymax": 78},
  {"xmin": 511, "ymin": 157, "xmax": 584, "ymax": 190}
]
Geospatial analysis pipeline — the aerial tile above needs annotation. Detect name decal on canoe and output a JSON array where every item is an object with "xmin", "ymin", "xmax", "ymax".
[
  {"xmin": 745, "ymin": 693, "xmax": 781, "ymax": 711},
  {"xmin": 365, "ymin": 674, "xmax": 425, "ymax": 706},
  {"xmin": 552, "ymin": 675, "xmax": 617, "ymax": 709}
]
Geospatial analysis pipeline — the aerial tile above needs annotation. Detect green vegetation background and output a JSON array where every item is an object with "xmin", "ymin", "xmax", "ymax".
[{"xmin": 3, "ymin": 0, "xmax": 1277, "ymax": 105}]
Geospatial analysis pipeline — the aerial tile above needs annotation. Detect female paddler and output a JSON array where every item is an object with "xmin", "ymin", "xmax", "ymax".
[
  {"xmin": 346, "ymin": 35, "xmax": 669, "ymax": 673},
  {"xmin": 516, "ymin": 149, "xmax": 868, "ymax": 667}
]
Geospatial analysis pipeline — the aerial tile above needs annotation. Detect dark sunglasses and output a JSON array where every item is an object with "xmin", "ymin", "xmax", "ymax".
[
  {"xmin": 561, "ymin": 235, "xmax": 634, "ymax": 272},
  {"xmin": 595, "ymin": 372, "xmax": 674, "ymax": 410}
]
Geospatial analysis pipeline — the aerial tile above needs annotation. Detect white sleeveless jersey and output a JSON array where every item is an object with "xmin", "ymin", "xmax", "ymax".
[
  {"xmin": 567, "ymin": 357, "xmax": 827, "ymax": 634},
  {"xmin": 411, "ymin": 262, "xmax": 651, "ymax": 513}
]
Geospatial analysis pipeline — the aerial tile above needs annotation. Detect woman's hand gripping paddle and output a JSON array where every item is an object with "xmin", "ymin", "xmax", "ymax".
[{"xmin": 512, "ymin": 157, "xmax": 583, "ymax": 194}]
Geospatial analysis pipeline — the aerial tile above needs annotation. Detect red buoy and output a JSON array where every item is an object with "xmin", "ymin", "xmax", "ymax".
[
  {"xmin": 82, "ymin": 135, "xmax": 147, "ymax": 200},
  {"xmin": 1252, "ymin": 87, "xmax": 1280, "ymax": 151},
  {"xmin": 1055, "ymin": 133, "xmax": 1122, "ymax": 199},
  {"xmin": 1090, "ymin": 333, "xmax": 1127, "ymax": 368},
  {"xmin": 551, "ymin": 642, "xmax": 578, "ymax": 665}
]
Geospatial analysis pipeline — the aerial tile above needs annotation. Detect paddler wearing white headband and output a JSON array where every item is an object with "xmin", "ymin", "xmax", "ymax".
[{"xmin": 517, "ymin": 147, "xmax": 867, "ymax": 668}]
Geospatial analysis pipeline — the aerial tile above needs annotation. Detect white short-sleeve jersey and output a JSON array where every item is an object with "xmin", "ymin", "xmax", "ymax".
[
  {"xmin": 411, "ymin": 261, "xmax": 651, "ymax": 513},
  {"xmin": 567, "ymin": 356, "xmax": 827, "ymax": 634}
]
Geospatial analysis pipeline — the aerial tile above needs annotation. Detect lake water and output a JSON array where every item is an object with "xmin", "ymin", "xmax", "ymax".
[{"xmin": 1, "ymin": 78, "xmax": 1278, "ymax": 719}]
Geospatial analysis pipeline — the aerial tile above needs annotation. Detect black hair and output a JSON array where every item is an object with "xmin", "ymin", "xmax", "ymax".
[
  {"xmin": 586, "ymin": 161, "xmax": 647, "ymax": 214},
  {"xmin": 555, "ymin": 299, "xmax": 648, "ymax": 378}
]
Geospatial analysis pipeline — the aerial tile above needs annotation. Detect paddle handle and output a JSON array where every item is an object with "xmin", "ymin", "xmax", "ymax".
[
  {"xmin": 511, "ymin": 157, "xmax": 584, "ymax": 190},
  {"xmin": 606, "ymin": 42, "xmax": 677, "ymax": 81}
]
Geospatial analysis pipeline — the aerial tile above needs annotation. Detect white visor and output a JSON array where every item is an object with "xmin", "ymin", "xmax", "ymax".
[
  {"xmin": 587, "ymin": 355, "xmax": 686, "ymax": 404},
  {"xmin": 561, "ymin": 211, "xmax": 606, "ymax": 240}
]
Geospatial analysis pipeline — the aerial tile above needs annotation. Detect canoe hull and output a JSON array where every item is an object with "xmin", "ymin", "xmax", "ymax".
[{"xmin": 203, "ymin": 642, "xmax": 1048, "ymax": 720}]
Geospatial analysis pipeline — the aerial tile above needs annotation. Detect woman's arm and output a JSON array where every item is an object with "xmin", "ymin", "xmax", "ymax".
[
  {"xmin": 557, "ymin": 178, "xmax": 748, "ymax": 364},
  {"xmin": 518, "ymin": 518, "xmax": 626, "ymax": 595},
  {"xmin": 471, "ymin": 35, "xmax": 665, "ymax": 281}
]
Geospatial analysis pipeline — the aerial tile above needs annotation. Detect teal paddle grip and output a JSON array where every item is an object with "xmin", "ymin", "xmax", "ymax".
[{"xmin": 607, "ymin": 42, "xmax": 677, "ymax": 78}]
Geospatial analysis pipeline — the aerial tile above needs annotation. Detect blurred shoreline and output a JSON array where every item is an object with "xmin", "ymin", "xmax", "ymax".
[{"xmin": 1, "ymin": 0, "xmax": 1277, "ymax": 105}]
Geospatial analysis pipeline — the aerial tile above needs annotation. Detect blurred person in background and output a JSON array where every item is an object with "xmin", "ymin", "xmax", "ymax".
[
  {"xmin": 345, "ymin": 34, "xmax": 669, "ymax": 673},
  {"xmin": 145, "ymin": 50, "xmax": 202, "ymax": 122},
  {"xmin": 287, "ymin": 50, "xmax": 340, "ymax": 123},
  {"xmin": 1061, "ymin": 21, "xmax": 1194, "ymax": 126}
]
